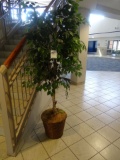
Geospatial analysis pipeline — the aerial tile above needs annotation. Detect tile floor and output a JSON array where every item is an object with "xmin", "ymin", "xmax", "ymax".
[{"xmin": 1, "ymin": 71, "xmax": 120, "ymax": 160}]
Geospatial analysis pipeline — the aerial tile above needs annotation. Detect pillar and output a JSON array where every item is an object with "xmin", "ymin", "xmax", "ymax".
[{"xmin": 71, "ymin": 8, "xmax": 90, "ymax": 84}]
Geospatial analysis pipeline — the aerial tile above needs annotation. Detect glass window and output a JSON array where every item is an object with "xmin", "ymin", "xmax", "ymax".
[
  {"xmin": 113, "ymin": 41, "xmax": 118, "ymax": 51},
  {"xmin": 117, "ymin": 41, "xmax": 120, "ymax": 50},
  {"xmin": 108, "ymin": 41, "xmax": 113, "ymax": 49}
]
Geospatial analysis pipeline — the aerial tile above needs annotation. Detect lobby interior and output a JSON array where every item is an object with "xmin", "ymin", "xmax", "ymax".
[{"xmin": 0, "ymin": 0, "xmax": 120, "ymax": 159}]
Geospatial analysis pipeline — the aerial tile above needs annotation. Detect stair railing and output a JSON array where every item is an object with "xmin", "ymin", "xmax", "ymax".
[{"xmin": 0, "ymin": 0, "xmax": 65, "ymax": 156}]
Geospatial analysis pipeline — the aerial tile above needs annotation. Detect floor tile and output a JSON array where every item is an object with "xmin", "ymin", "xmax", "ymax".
[
  {"xmin": 58, "ymin": 91, "xmax": 67, "ymax": 97},
  {"xmin": 67, "ymin": 94, "xmax": 77, "ymax": 100},
  {"xmin": 86, "ymin": 117, "xmax": 105, "ymax": 131},
  {"xmin": 85, "ymin": 132, "xmax": 110, "ymax": 151},
  {"xmin": 86, "ymin": 107, "xmax": 102, "ymax": 116},
  {"xmin": 0, "ymin": 142, "xmax": 8, "ymax": 159},
  {"xmin": 35, "ymin": 127, "xmax": 48, "ymax": 142},
  {"xmin": 62, "ymin": 128, "xmax": 82, "ymax": 146},
  {"xmin": 67, "ymin": 105, "xmax": 83, "ymax": 114},
  {"xmin": 66, "ymin": 115, "xmax": 82, "ymax": 127},
  {"xmin": 56, "ymin": 103, "xmax": 65, "ymax": 109},
  {"xmin": 103, "ymin": 101, "xmax": 118, "ymax": 108},
  {"xmin": 86, "ymin": 93, "xmax": 98, "ymax": 99},
  {"xmin": 35, "ymin": 121, "xmax": 44, "ymax": 129},
  {"xmin": 59, "ymin": 106, "xmax": 73, "ymax": 116},
  {"xmin": 85, "ymin": 99, "xmax": 100, "ymax": 106},
  {"xmin": 69, "ymin": 98, "xmax": 83, "ymax": 104},
  {"xmin": 3, "ymin": 71, "xmax": 120, "ymax": 159},
  {"xmin": 51, "ymin": 148, "xmax": 78, "ymax": 160},
  {"xmin": 70, "ymin": 139, "xmax": 97, "ymax": 160},
  {"xmin": 109, "ymin": 120, "xmax": 120, "ymax": 133},
  {"xmin": 57, "ymin": 98, "xmax": 67, "ymax": 103},
  {"xmin": 113, "ymin": 105, "xmax": 120, "ymax": 113},
  {"xmin": 0, "ymin": 115, "xmax": 3, "ymax": 126},
  {"xmin": 77, "ymin": 102, "xmax": 92, "ymax": 110},
  {"xmin": 75, "ymin": 111, "xmax": 93, "ymax": 121},
  {"xmin": 83, "ymin": 97, "xmax": 92, "ymax": 102},
  {"xmin": 4, "ymin": 153, "xmax": 24, "ymax": 160},
  {"xmin": 90, "ymin": 154, "xmax": 105, "ymax": 160},
  {"xmin": 64, "ymin": 122, "xmax": 71, "ymax": 130},
  {"xmin": 22, "ymin": 143, "xmax": 48, "ymax": 160},
  {"xmin": 100, "ymin": 144, "xmax": 120, "ymax": 160},
  {"xmin": 0, "ymin": 135, "xmax": 5, "ymax": 143},
  {"xmin": 94, "ymin": 97, "xmax": 107, "ymax": 103},
  {"xmin": 105, "ymin": 109, "xmax": 120, "ymax": 119},
  {"xmin": 98, "ymin": 126, "xmax": 120, "ymax": 142},
  {"xmin": 97, "ymin": 113, "xmax": 115, "ymax": 124},
  {"xmin": 95, "ymin": 104, "xmax": 110, "ymax": 112},
  {"xmin": 101, "ymin": 95, "xmax": 113, "ymax": 101},
  {"xmin": 111, "ymin": 99, "xmax": 120, "ymax": 106},
  {"xmin": 71, "ymin": 92, "xmax": 83, "ymax": 98},
  {"xmin": 114, "ymin": 138, "xmax": 120, "ymax": 149},
  {"xmin": 42, "ymin": 139, "xmax": 67, "ymax": 156},
  {"xmin": 73, "ymin": 122, "xmax": 94, "ymax": 138},
  {"xmin": 60, "ymin": 101, "xmax": 75, "ymax": 108},
  {"xmin": 21, "ymin": 131, "xmax": 39, "ymax": 150}
]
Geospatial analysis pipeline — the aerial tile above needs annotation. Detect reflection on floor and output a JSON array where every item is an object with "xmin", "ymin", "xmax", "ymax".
[{"xmin": 1, "ymin": 71, "xmax": 120, "ymax": 160}]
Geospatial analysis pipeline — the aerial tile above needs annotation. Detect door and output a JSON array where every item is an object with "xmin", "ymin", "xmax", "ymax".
[{"xmin": 88, "ymin": 41, "xmax": 97, "ymax": 53}]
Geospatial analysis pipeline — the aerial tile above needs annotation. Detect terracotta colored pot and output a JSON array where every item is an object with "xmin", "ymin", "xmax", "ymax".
[{"xmin": 41, "ymin": 108, "xmax": 67, "ymax": 139}]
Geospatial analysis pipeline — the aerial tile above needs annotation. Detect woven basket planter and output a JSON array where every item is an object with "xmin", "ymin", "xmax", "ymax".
[{"xmin": 41, "ymin": 108, "xmax": 67, "ymax": 139}]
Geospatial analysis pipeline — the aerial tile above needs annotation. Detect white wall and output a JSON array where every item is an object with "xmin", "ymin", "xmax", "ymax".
[
  {"xmin": 16, "ymin": 90, "xmax": 51, "ymax": 153},
  {"xmin": 89, "ymin": 16, "xmax": 120, "ymax": 36},
  {"xmin": 24, "ymin": 91, "xmax": 51, "ymax": 133},
  {"xmin": 89, "ymin": 15, "xmax": 120, "ymax": 54}
]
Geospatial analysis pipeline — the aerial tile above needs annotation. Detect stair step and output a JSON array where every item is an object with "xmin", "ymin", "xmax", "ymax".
[
  {"xmin": 0, "ymin": 58, "xmax": 6, "ymax": 65},
  {"xmin": 13, "ymin": 34, "xmax": 23, "ymax": 39},
  {"xmin": 6, "ymin": 39, "xmax": 21, "ymax": 45},
  {"xmin": 0, "ymin": 51, "xmax": 10, "ymax": 58},
  {"xmin": 4, "ymin": 44, "xmax": 17, "ymax": 51},
  {"xmin": 0, "ymin": 26, "xmax": 27, "ymax": 65}
]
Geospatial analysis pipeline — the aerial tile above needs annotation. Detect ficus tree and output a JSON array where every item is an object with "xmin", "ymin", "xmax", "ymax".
[{"xmin": 25, "ymin": 0, "xmax": 86, "ymax": 113}]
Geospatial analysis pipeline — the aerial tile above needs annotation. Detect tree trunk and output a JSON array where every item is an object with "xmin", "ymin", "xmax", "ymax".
[{"xmin": 52, "ymin": 91, "xmax": 57, "ymax": 113}]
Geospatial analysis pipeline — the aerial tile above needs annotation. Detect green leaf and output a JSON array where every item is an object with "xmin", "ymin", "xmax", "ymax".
[{"xmin": 24, "ymin": 0, "xmax": 86, "ymax": 101}]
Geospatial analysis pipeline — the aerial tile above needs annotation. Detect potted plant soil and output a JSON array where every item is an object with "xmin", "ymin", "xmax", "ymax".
[{"xmin": 25, "ymin": 0, "xmax": 86, "ymax": 139}]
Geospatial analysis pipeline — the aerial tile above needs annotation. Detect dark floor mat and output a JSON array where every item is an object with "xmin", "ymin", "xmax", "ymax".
[{"xmin": 87, "ymin": 57, "xmax": 120, "ymax": 72}]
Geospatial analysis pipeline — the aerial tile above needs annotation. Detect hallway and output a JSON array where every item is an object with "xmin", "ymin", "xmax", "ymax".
[{"xmin": 1, "ymin": 71, "xmax": 120, "ymax": 160}]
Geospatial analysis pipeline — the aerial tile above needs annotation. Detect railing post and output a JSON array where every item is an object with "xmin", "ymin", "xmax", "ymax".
[{"xmin": 0, "ymin": 65, "xmax": 16, "ymax": 156}]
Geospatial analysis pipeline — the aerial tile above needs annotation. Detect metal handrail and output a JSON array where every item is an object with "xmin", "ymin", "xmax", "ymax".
[{"xmin": 4, "ymin": 37, "xmax": 26, "ymax": 68}]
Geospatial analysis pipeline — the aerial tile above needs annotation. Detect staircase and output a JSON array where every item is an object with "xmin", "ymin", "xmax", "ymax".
[
  {"xmin": 0, "ymin": 26, "xmax": 26, "ymax": 65},
  {"xmin": 0, "ymin": 0, "xmax": 64, "ymax": 156},
  {"xmin": 0, "ymin": 25, "xmax": 26, "ymax": 138}
]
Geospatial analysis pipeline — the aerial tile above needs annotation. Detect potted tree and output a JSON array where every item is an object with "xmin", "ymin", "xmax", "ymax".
[{"xmin": 25, "ymin": 0, "xmax": 86, "ymax": 139}]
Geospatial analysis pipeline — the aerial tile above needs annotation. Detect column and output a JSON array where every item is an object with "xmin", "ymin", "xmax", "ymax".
[{"xmin": 71, "ymin": 8, "xmax": 90, "ymax": 84}]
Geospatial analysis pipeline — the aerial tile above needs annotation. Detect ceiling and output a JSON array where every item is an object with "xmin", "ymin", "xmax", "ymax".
[
  {"xmin": 80, "ymin": 0, "xmax": 120, "ymax": 20},
  {"xmin": 24, "ymin": 0, "xmax": 52, "ymax": 6},
  {"xmin": 29, "ymin": 0, "xmax": 120, "ymax": 20}
]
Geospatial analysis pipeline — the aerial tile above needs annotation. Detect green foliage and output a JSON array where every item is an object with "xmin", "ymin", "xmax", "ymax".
[{"xmin": 25, "ymin": 0, "xmax": 86, "ymax": 97}]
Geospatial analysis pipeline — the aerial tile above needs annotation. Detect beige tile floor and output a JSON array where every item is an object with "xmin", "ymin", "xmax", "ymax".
[{"xmin": 1, "ymin": 71, "xmax": 120, "ymax": 160}]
